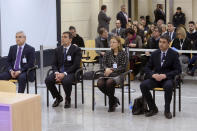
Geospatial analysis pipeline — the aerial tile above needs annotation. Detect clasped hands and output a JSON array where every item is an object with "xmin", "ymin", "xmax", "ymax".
[
  {"xmin": 10, "ymin": 70, "xmax": 21, "ymax": 78},
  {"xmin": 152, "ymin": 74, "xmax": 167, "ymax": 81},
  {"xmin": 55, "ymin": 72, "xmax": 65, "ymax": 82},
  {"xmin": 104, "ymin": 68, "xmax": 113, "ymax": 77}
]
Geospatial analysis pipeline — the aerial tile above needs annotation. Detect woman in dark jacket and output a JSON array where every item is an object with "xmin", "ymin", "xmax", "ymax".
[
  {"xmin": 171, "ymin": 26, "xmax": 192, "ymax": 73},
  {"xmin": 97, "ymin": 36, "xmax": 128, "ymax": 112}
]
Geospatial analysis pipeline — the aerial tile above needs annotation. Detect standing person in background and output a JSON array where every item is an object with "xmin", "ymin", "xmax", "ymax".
[
  {"xmin": 116, "ymin": 5, "xmax": 128, "ymax": 29},
  {"xmin": 98, "ymin": 5, "xmax": 111, "ymax": 32},
  {"xmin": 69, "ymin": 26, "xmax": 84, "ymax": 47},
  {"xmin": 154, "ymin": 4, "xmax": 166, "ymax": 24},
  {"xmin": 173, "ymin": 7, "xmax": 186, "ymax": 27}
]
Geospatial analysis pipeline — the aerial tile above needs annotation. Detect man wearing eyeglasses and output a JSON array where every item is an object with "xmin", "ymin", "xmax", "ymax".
[{"xmin": 0, "ymin": 31, "xmax": 35, "ymax": 93}]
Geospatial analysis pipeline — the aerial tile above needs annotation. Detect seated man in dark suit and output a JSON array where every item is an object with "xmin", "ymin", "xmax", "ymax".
[
  {"xmin": 111, "ymin": 20, "xmax": 125, "ymax": 38},
  {"xmin": 45, "ymin": 31, "xmax": 82, "ymax": 108},
  {"xmin": 140, "ymin": 35, "xmax": 181, "ymax": 119},
  {"xmin": 0, "ymin": 31, "xmax": 35, "ymax": 93}
]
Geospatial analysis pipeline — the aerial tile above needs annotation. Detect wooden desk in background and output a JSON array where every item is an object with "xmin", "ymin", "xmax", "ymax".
[{"xmin": 0, "ymin": 92, "xmax": 41, "ymax": 131}]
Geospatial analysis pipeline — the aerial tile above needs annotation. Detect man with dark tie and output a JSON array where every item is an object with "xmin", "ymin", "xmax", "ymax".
[
  {"xmin": 165, "ymin": 22, "xmax": 176, "ymax": 41},
  {"xmin": 45, "ymin": 31, "xmax": 82, "ymax": 108},
  {"xmin": 140, "ymin": 35, "xmax": 181, "ymax": 119},
  {"xmin": 111, "ymin": 20, "xmax": 125, "ymax": 38},
  {"xmin": 116, "ymin": 5, "xmax": 128, "ymax": 29},
  {"xmin": 0, "ymin": 31, "xmax": 35, "ymax": 93}
]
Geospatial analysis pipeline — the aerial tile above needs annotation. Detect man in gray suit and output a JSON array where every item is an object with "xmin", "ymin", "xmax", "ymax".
[
  {"xmin": 111, "ymin": 20, "xmax": 125, "ymax": 38},
  {"xmin": 95, "ymin": 28, "xmax": 113, "ymax": 68},
  {"xmin": 98, "ymin": 5, "xmax": 111, "ymax": 32}
]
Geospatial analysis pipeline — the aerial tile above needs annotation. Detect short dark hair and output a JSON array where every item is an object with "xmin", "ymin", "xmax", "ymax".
[
  {"xmin": 63, "ymin": 31, "xmax": 73, "ymax": 39},
  {"xmin": 140, "ymin": 16, "xmax": 145, "ymax": 20},
  {"xmin": 125, "ymin": 28, "xmax": 135, "ymax": 35},
  {"xmin": 160, "ymin": 34, "xmax": 171, "ymax": 43},
  {"xmin": 167, "ymin": 22, "xmax": 174, "ymax": 26},
  {"xmin": 189, "ymin": 21, "xmax": 195, "ymax": 25},
  {"xmin": 98, "ymin": 28, "xmax": 107, "ymax": 35},
  {"xmin": 154, "ymin": 26, "xmax": 162, "ymax": 34},
  {"xmin": 177, "ymin": 7, "xmax": 181, "ymax": 10},
  {"xmin": 101, "ymin": 5, "xmax": 107, "ymax": 10},
  {"xmin": 69, "ymin": 26, "xmax": 76, "ymax": 31}
]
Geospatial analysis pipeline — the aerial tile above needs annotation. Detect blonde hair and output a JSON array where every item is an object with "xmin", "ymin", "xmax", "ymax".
[
  {"xmin": 111, "ymin": 36, "xmax": 123, "ymax": 51},
  {"xmin": 176, "ymin": 26, "xmax": 186, "ymax": 39}
]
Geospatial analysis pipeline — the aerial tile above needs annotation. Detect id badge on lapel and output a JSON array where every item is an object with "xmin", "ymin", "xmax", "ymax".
[
  {"xmin": 67, "ymin": 55, "xmax": 72, "ymax": 61},
  {"xmin": 113, "ymin": 63, "xmax": 117, "ymax": 69},
  {"xmin": 22, "ymin": 57, "xmax": 27, "ymax": 63}
]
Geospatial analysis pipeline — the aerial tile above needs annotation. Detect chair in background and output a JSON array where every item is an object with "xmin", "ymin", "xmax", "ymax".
[{"xmin": 82, "ymin": 40, "xmax": 99, "ymax": 68}]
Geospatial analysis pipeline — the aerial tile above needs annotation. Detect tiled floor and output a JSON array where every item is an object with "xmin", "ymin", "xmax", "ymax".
[{"xmin": 27, "ymin": 72, "xmax": 197, "ymax": 131}]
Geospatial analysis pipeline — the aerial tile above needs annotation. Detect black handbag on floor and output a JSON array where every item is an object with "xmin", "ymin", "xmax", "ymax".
[{"xmin": 132, "ymin": 96, "xmax": 148, "ymax": 115}]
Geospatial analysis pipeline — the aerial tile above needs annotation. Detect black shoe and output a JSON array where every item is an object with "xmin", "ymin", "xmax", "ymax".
[
  {"xmin": 164, "ymin": 112, "xmax": 172, "ymax": 119},
  {"xmin": 64, "ymin": 99, "xmax": 71, "ymax": 108},
  {"xmin": 145, "ymin": 107, "xmax": 158, "ymax": 117},
  {"xmin": 108, "ymin": 106, "xmax": 116, "ymax": 112},
  {"xmin": 52, "ymin": 96, "xmax": 63, "ymax": 107},
  {"xmin": 113, "ymin": 97, "xmax": 120, "ymax": 107}
]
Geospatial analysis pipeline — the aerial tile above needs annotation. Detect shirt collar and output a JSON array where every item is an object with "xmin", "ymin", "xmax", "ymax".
[
  {"xmin": 17, "ymin": 43, "xmax": 26, "ymax": 49},
  {"xmin": 64, "ymin": 44, "xmax": 71, "ymax": 51},
  {"xmin": 161, "ymin": 49, "xmax": 168, "ymax": 55}
]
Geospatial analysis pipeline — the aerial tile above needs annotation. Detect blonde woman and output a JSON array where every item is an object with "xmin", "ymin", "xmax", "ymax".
[
  {"xmin": 97, "ymin": 36, "xmax": 128, "ymax": 112},
  {"xmin": 171, "ymin": 27, "xmax": 192, "ymax": 73}
]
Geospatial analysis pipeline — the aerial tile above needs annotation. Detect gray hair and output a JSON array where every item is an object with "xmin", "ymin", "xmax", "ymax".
[
  {"xmin": 16, "ymin": 31, "xmax": 26, "ymax": 37},
  {"xmin": 121, "ymin": 5, "xmax": 126, "ymax": 9}
]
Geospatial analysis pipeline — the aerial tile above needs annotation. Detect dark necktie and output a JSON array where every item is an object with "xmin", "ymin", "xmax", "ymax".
[
  {"xmin": 161, "ymin": 52, "xmax": 166, "ymax": 66},
  {"xmin": 14, "ymin": 46, "xmax": 22, "ymax": 70},
  {"xmin": 60, "ymin": 48, "xmax": 67, "ymax": 73},
  {"xmin": 117, "ymin": 29, "xmax": 120, "ymax": 36}
]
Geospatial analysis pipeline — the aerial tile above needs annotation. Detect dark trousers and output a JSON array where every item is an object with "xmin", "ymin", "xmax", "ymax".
[
  {"xmin": 97, "ymin": 78, "xmax": 116, "ymax": 107},
  {"xmin": 0, "ymin": 71, "xmax": 27, "ymax": 93},
  {"xmin": 45, "ymin": 73, "xmax": 75, "ymax": 101},
  {"xmin": 140, "ymin": 79, "xmax": 173, "ymax": 112}
]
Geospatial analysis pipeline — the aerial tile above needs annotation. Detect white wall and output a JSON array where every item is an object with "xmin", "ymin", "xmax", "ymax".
[{"xmin": 0, "ymin": 0, "xmax": 57, "ymax": 56}]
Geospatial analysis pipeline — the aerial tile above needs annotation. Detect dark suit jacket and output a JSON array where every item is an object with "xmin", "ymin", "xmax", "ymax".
[
  {"xmin": 7, "ymin": 44, "xmax": 35, "ymax": 81},
  {"xmin": 154, "ymin": 8, "xmax": 166, "ymax": 23},
  {"xmin": 98, "ymin": 11, "xmax": 111, "ymax": 32},
  {"xmin": 52, "ymin": 44, "xmax": 82, "ymax": 74},
  {"xmin": 173, "ymin": 12, "xmax": 186, "ymax": 27},
  {"xmin": 145, "ymin": 48, "xmax": 181, "ymax": 80},
  {"xmin": 72, "ymin": 34, "xmax": 84, "ymax": 47},
  {"xmin": 116, "ymin": 11, "xmax": 127, "ymax": 28},
  {"xmin": 111, "ymin": 28, "xmax": 125, "ymax": 38},
  {"xmin": 165, "ymin": 31, "xmax": 176, "ymax": 41},
  {"xmin": 171, "ymin": 38, "xmax": 192, "ymax": 58},
  {"xmin": 7, "ymin": 43, "xmax": 35, "ymax": 72}
]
